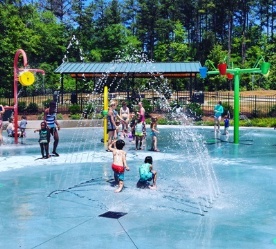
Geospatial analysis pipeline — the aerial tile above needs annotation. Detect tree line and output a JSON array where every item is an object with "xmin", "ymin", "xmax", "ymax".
[{"xmin": 0, "ymin": 0, "xmax": 275, "ymax": 98}]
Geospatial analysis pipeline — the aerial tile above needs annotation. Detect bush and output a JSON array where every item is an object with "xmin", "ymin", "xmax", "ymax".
[
  {"xmin": 186, "ymin": 102, "xmax": 203, "ymax": 120},
  {"xmin": 221, "ymin": 102, "xmax": 233, "ymax": 117},
  {"xmin": 18, "ymin": 101, "xmax": 26, "ymax": 112},
  {"xmin": 56, "ymin": 113, "xmax": 63, "ymax": 120},
  {"xmin": 83, "ymin": 102, "xmax": 94, "ymax": 114},
  {"xmin": 157, "ymin": 117, "xmax": 181, "ymax": 125},
  {"xmin": 70, "ymin": 114, "xmax": 81, "ymax": 120},
  {"xmin": 251, "ymin": 109, "xmax": 261, "ymax": 118},
  {"xmin": 68, "ymin": 104, "xmax": 81, "ymax": 114},
  {"xmin": 249, "ymin": 118, "xmax": 276, "ymax": 127},
  {"xmin": 142, "ymin": 99, "xmax": 152, "ymax": 116},
  {"xmin": 268, "ymin": 105, "xmax": 276, "ymax": 117},
  {"xmin": 26, "ymin": 102, "xmax": 38, "ymax": 113}
]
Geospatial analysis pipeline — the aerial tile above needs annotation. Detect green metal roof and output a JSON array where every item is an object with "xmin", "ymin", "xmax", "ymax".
[{"xmin": 54, "ymin": 62, "xmax": 201, "ymax": 78}]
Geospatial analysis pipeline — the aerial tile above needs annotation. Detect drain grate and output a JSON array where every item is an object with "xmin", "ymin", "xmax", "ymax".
[{"xmin": 99, "ymin": 211, "xmax": 127, "ymax": 219}]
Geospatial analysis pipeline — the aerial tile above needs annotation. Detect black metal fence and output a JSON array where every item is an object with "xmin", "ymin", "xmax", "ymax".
[{"xmin": 1, "ymin": 91, "xmax": 276, "ymax": 118}]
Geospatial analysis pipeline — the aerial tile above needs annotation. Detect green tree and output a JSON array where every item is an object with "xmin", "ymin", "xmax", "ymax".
[
  {"xmin": 136, "ymin": 0, "xmax": 160, "ymax": 60},
  {"xmin": 155, "ymin": 21, "xmax": 191, "ymax": 62}
]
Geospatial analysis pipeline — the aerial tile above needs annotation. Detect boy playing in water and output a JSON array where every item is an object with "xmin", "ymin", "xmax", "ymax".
[
  {"xmin": 19, "ymin": 115, "xmax": 27, "ymax": 137},
  {"xmin": 223, "ymin": 114, "xmax": 230, "ymax": 135},
  {"xmin": 108, "ymin": 139, "xmax": 130, "ymax": 193},
  {"xmin": 137, "ymin": 156, "xmax": 157, "ymax": 190}
]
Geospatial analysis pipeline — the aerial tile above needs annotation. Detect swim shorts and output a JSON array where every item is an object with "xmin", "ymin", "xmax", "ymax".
[
  {"xmin": 135, "ymin": 131, "xmax": 143, "ymax": 136},
  {"xmin": 139, "ymin": 172, "xmax": 153, "ymax": 182},
  {"xmin": 112, "ymin": 164, "xmax": 125, "ymax": 181},
  {"xmin": 112, "ymin": 164, "xmax": 125, "ymax": 173}
]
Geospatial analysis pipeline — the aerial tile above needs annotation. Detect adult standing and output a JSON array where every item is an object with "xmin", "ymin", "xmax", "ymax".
[
  {"xmin": 214, "ymin": 101, "xmax": 224, "ymax": 132},
  {"xmin": 44, "ymin": 100, "xmax": 60, "ymax": 156},
  {"xmin": 107, "ymin": 100, "xmax": 125, "ymax": 151},
  {"xmin": 137, "ymin": 102, "xmax": 145, "ymax": 123},
  {"xmin": 0, "ymin": 105, "xmax": 5, "ymax": 144},
  {"xmin": 120, "ymin": 101, "xmax": 130, "ymax": 132},
  {"xmin": 107, "ymin": 101, "xmax": 117, "ymax": 151}
]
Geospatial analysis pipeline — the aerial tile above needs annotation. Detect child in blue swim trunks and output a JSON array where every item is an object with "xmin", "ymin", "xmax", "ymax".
[
  {"xmin": 109, "ymin": 139, "xmax": 130, "ymax": 193},
  {"xmin": 137, "ymin": 156, "xmax": 157, "ymax": 189}
]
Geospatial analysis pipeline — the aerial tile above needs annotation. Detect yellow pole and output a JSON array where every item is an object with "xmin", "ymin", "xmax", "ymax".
[{"xmin": 103, "ymin": 86, "xmax": 109, "ymax": 147}]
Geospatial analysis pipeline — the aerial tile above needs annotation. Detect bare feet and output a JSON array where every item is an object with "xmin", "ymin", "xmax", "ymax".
[
  {"xmin": 149, "ymin": 185, "xmax": 157, "ymax": 190},
  {"xmin": 114, "ymin": 187, "xmax": 123, "ymax": 193},
  {"xmin": 114, "ymin": 182, "xmax": 123, "ymax": 193}
]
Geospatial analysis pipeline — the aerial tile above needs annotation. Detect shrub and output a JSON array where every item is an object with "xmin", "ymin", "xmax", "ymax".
[
  {"xmin": 142, "ymin": 99, "xmax": 152, "ymax": 116},
  {"xmin": 125, "ymin": 99, "xmax": 135, "ymax": 112},
  {"xmin": 26, "ymin": 102, "xmax": 38, "ymax": 113},
  {"xmin": 18, "ymin": 101, "xmax": 26, "ymax": 112},
  {"xmin": 221, "ymin": 102, "xmax": 233, "ymax": 117},
  {"xmin": 68, "ymin": 104, "xmax": 81, "ymax": 114},
  {"xmin": 185, "ymin": 102, "xmax": 203, "ymax": 120},
  {"xmin": 250, "ymin": 118, "xmax": 276, "ymax": 127},
  {"xmin": 157, "ymin": 118, "xmax": 167, "ymax": 125},
  {"xmin": 268, "ymin": 105, "xmax": 276, "ymax": 117},
  {"xmin": 56, "ymin": 113, "xmax": 63, "ymax": 120},
  {"xmin": 251, "ymin": 109, "xmax": 261, "ymax": 118},
  {"xmin": 70, "ymin": 113, "xmax": 81, "ymax": 120}
]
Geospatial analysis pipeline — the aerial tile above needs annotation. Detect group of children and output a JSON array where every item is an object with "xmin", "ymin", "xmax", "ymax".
[
  {"xmin": 6, "ymin": 115, "xmax": 27, "ymax": 138},
  {"xmin": 109, "ymin": 139, "xmax": 157, "ymax": 193},
  {"xmin": 107, "ymin": 100, "xmax": 160, "ymax": 152},
  {"xmin": 4, "ymin": 116, "xmax": 56, "ymax": 159},
  {"xmin": 106, "ymin": 101, "xmax": 160, "ymax": 193},
  {"xmin": 126, "ymin": 113, "xmax": 160, "ymax": 151}
]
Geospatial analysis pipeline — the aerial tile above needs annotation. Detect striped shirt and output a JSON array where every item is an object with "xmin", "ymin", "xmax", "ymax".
[{"xmin": 46, "ymin": 113, "xmax": 56, "ymax": 129}]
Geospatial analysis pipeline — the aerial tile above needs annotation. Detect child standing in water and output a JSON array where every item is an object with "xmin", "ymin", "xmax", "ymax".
[
  {"xmin": 19, "ymin": 115, "xmax": 27, "ymax": 137},
  {"xmin": 135, "ymin": 117, "xmax": 144, "ymax": 150},
  {"xmin": 34, "ymin": 121, "xmax": 50, "ymax": 159},
  {"xmin": 223, "ymin": 114, "xmax": 230, "ymax": 135},
  {"xmin": 129, "ymin": 112, "xmax": 136, "ymax": 142},
  {"xmin": 6, "ymin": 118, "xmax": 15, "ymax": 137},
  {"xmin": 108, "ymin": 139, "xmax": 130, "ymax": 193},
  {"xmin": 150, "ymin": 117, "xmax": 160, "ymax": 152}
]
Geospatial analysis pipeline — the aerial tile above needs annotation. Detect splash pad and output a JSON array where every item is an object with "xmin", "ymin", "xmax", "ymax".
[{"xmin": 1, "ymin": 46, "xmax": 275, "ymax": 248}]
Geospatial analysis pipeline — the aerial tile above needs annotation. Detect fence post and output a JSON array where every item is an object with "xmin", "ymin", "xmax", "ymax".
[
  {"xmin": 254, "ymin": 95, "xmax": 257, "ymax": 116},
  {"xmin": 228, "ymin": 92, "xmax": 229, "ymax": 107}
]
